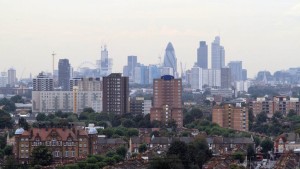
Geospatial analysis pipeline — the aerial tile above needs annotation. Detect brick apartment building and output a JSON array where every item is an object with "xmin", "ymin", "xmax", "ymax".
[
  {"xmin": 102, "ymin": 73, "xmax": 129, "ymax": 114},
  {"xmin": 14, "ymin": 127, "xmax": 98, "ymax": 163},
  {"xmin": 212, "ymin": 103, "xmax": 248, "ymax": 131},
  {"xmin": 250, "ymin": 96, "xmax": 300, "ymax": 117},
  {"xmin": 150, "ymin": 75, "xmax": 183, "ymax": 128}
]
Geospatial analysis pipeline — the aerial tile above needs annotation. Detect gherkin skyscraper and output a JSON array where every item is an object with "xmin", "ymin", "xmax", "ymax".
[{"xmin": 163, "ymin": 42, "xmax": 178, "ymax": 77}]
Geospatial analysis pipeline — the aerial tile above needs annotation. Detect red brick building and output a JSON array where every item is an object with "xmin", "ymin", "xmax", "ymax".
[
  {"xmin": 14, "ymin": 127, "xmax": 98, "ymax": 164},
  {"xmin": 150, "ymin": 75, "xmax": 183, "ymax": 128}
]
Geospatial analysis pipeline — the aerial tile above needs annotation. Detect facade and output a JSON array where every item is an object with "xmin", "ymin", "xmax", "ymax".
[
  {"xmin": 8, "ymin": 68, "xmax": 17, "ymax": 87},
  {"xmin": 102, "ymin": 73, "xmax": 129, "ymax": 114},
  {"xmin": 129, "ymin": 97, "xmax": 152, "ymax": 115},
  {"xmin": 14, "ymin": 127, "xmax": 98, "ymax": 163},
  {"xmin": 249, "ymin": 96, "xmax": 300, "ymax": 117},
  {"xmin": 150, "ymin": 75, "xmax": 183, "ymax": 128},
  {"xmin": 221, "ymin": 67, "xmax": 232, "ymax": 89},
  {"xmin": 134, "ymin": 65, "xmax": 149, "ymax": 85},
  {"xmin": 212, "ymin": 103, "xmax": 249, "ymax": 131},
  {"xmin": 228, "ymin": 61, "xmax": 243, "ymax": 81},
  {"xmin": 191, "ymin": 66, "xmax": 203, "ymax": 90},
  {"xmin": 0, "ymin": 72, "xmax": 8, "ymax": 87},
  {"xmin": 197, "ymin": 41, "xmax": 208, "ymax": 69},
  {"xmin": 211, "ymin": 36, "xmax": 225, "ymax": 69},
  {"xmin": 163, "ymin": 42, "xmax": 178, "ymax": 77},
  {"xmin": 33, "ymin": 72, "xmax": 54, "ymax": 91},
  {"xmin": 125, "ymin": 55, "xmax": 138, "ymax": 82},
  {"xmin": 32, "ymin": 77, "xmax": 103, "ymax": 114},
  {"xmin": 202, "ymin": 69, "xmax": 221, "ymax": 87},
  {"xmin": 148, "ymin": 65, "xmax": 161, "ymax": 84},
  {"xmin": 58, "ymin": 59, "xmax": 71, "ymax": 91},
  {"xmin": 242, "ymin": 69, "xmax": 247, "ymax": 81}
]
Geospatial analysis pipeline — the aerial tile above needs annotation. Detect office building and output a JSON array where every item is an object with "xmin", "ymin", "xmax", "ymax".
[
  {"xmin": 211, "ymin": 36, "xmax": 225, "ymax": 69},
  {"xmin": 14, "ymin": 127, "xmax": 98, "ymax": 163},
  {"xmin": 242, "ymin": 69, "xmax": 247, "ymax": 81},
  {"xmin": 0, "ymin": 72, "xmax": 8, "ymax": 87},
  {"xmin": 163, "ymin": 42, "xmax": 178, "ymax": 77},
  {"xmin": 228, "ymin": 61, "xmax": 243, "ymax": 81},
  {"xmin": 221, "ymin": 67, "xmax": 232, "ymax": 89},
  {"xmin": 103, "ymin": 73, "xmax": 129, "ymax": 114},
  {"xmin": 148, "ymin": 65, "xmax": 161, "ymax": 84},
  {"xmin": 99, "ymin": 45, "xmax": 112, "ymax": 77},
  {"xmin": 134, "ymin": 65, "xmax": 148, "ymax": 85},
  {"xmin": 8, "ymin": 68, "xmax": 17, "ymax": 87},
  {"xmin": 197, "ymin": 41, "xmax": 208, "ymax": 69},
  {"xmin": 150, "ymin": 75, "xmax": 183, "ymax": 128},
  {"xmin": 33, "ymin": 72, "xmax": 54, "ymax": 91},
  {"xmin": 126, "ymin": 56, "xmax": 138, "ymax": 82},
  {"xmin": 58, "ymin": 59, "xmax": 71, "ymax": 91},
  {"xmin": 212, "ymin": 103, "xmax": 248, "ymax": 131},
  {"xmin": 202, "ymin": 69, "xmax": 221, "ymax": 87},
  {"xmin": 191, "ymin": 66, "xmax": 203, "ymax": 90}
]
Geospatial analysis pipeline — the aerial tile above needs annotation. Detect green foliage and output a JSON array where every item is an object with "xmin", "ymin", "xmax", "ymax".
[
  {"xmin": 3, "ymin": 145, "xmax": 13, "ymax": 156},
  {"xmin": 232, "ymin": 151, "xmax": 246, "ymax": 163},
  {"xmin": 122, "ymin": 119, "xmax": 135, "ymax": 128},
  {"xmin": 103, "ymin": 157, "xmax": 116, "ymax": 165},
  {"xmin": 0, "ymin": 110, "xmax": 13, "ymax": 129},
  {"xmin": 138, "ymin": 143, "xmax": 147, "ymax": 153},
  {"xmin": 36, "ymin": 113, "xmax": 47, "ymax": 121},
  {"xmin": 260, "ymin": 138, "xmax": 273, "ymax": 154},
  {"xmin": 19, "ymin": 117, "xmax": 30, "ymax": 130},
  {"xmin": 0, "ymin": 135, "xmax": 6, "ymax": 149},
  {"xmin": 0, "ymin": 98, "xmax": 16, "ymax": 112},
  {"xmin": 82, "ymin": 107, "xmax": 95, "ymax": 113},
  {"xmin": 287, "ymin": 109, "xmax": 297, "ymax": 117},
  {"xmin": 31, "ymin": 145, "xmax": 53, "ymax": 166},
  {"xmin": 116, "ymin": 146, "xmax": 127, "ymax": 158},
  {"xmin": 184, "ymin": 108, "xmax": 203, "ymax": 125},
  {"xmin": 10, "ymin": 95, "xmax": 24, "ymax": 103}
]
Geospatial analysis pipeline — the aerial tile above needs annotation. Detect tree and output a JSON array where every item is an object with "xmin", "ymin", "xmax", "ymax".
[
  {"xmin": 18, "ymin": 117, "xmax": 30, "ymax": 130},
  {"xmin": 261, "ymin": 138, "xmax": 273, "ymax": 154},
  {"xmin": 122, "ymin": 119, "xmax": 135, "ymax": 128},
  {"xmin": 190, "ymin": 136, "xmax": 212, "ymax": 168},
  {"xmin": 232, "ymin": 151, "xmax": 245, "ymax": 163},
  {"xmin": 10, "ymin": 95, "xmax": 24, "ymax": 103},
  {"xmin": 36, "ymin": 113, "xmax": 47, "ymax": 121},
  {"xmin": 4, "ymin": 145, "xmax": 13, "ymax": 156},
  {"xmin": 288, "ymin": 109, "xmax": 297, "ymax": 117},
  {"xmin": 247, "ymin": 144, "xmax": 255, "ymax": 160},
  {"xmin": 82, "ymin": 107, "xmax": 95, "ymax": 113},
  {"xmin": 0, "ymin": 136, "xmax": 7, "ymax": 149},
  {"xmin": 256, "ymin": 112, "xmax": 268, "ymax": 123},
  {"xmin": 167, "ymin": 140, "xmax": 189, "ymax": 168},
  {"xmin": 127, "ymin": 128, "xmax": 139, "ymax": 137},
  {"xmin": 116, "ymin": 146, "xmax": 127, "ymax": 158},
  {"xmin": 31, "ymin": 146, "xmax": 53, "ymax": 166},
  {"xmin": 0, "ymin": 98, "xmax": 16, "ymax": 112},
  {"xmin": 138, "ymin": 144, "xmax": 147, "ymax": 153},
  {"xmin": 0, "ymin": 110, "xmax": 13, "ymax": 129}
]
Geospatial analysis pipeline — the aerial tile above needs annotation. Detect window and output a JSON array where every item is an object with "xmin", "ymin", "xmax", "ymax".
[
  {"xmin": 65, "ymin": 151, "xmax": 69, "ymax": 157},
  {"xmin": 84, "ymin": 144, "xmax": 87, "ymax": 147},
  {"xmin": 72, "ymin": 151, "xmax": 75, "ymax": 157},
  {"xmin": 79, "ymin": 144, "xmax": 82, "ymax": 147}
]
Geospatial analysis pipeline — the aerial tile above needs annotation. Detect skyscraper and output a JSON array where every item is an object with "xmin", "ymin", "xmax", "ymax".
[
  {"xmin": 228, "ymin": 61, "xmax": 243, "ymax": 81},
  {"xmin": 211, "ymin": 36, "xmax": 225, "ymax": 69},
  {"xmin": 150, "ymin": 75, "xmax": 183, "ymax": 128},
  {"xmin": 100, "ymin": 46, "xmax": 112, "ymax": 76},
  {"xmin": 197, "ymin": 41, "xmax": 208, "ymax": 69},
  {"xmin": 7, "ymin": 68, "xmax": 16, "ymax": 87},
  {"xmin": 58, "ymin": 59, "xmax": 71, "ymax": 91},
  {"xmin": 103, "ymin": 73, "xmax": 129, "ymax": 114},
  {"xmin": 126, "ymin": 56, "xmax": 138, "ymax": 82},
  {"xmin": 0, "ymin": 72, "xmax": 8, "ymax": 87},
  {"xmin": 191, "ymin": 66, "xmax": 203, "ymax": 90},
  {"xmin": 163, "ymin": 42, "xmax": 178, "ymax": 77},
  {"xmin": 242, "ymin": 69, "xmax": 248, "ymax": 81},
  {"xmin": 221, "ymin": 67, "xmax": 232, "ymax": 89}
]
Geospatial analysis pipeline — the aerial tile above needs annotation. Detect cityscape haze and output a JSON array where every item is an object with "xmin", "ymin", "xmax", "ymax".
[{"xmin": 1, "ymin": 0, "xmax": 300, "ymax": 79}]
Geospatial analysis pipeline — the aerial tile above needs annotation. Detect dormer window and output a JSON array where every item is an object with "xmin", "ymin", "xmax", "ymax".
[{"xmin": 52, "ymin": 138, "xmax": 57, "ymax": 146}]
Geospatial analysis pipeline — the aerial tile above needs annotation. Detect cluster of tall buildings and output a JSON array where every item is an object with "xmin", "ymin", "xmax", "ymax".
[
  {"xmin": 188, "ymin": 36, "xmax": 249, "ymax": 94},
  {"xmin": 0, "ymin": 68, "xmax": 17, "ymax": 87}
]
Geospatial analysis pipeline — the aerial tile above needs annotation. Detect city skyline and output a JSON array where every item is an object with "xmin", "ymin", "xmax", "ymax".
[{"xmin": 1, "ymin": 0, "xmax": 300, "ymax": 78}]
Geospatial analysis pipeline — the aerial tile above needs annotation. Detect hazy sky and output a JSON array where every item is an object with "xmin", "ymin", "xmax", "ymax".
[{"xmin": 1, "ymin": 0, "xmax": 300, "ymax": 79}]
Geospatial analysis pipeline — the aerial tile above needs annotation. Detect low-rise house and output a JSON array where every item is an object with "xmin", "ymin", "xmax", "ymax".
[
  {"xmin": 207, "ymin": 136, "xmax": 255, "ymax": 155},
  {"xmin": 97, "ymin": 137, "xmax": 127, "ymax": 155}
]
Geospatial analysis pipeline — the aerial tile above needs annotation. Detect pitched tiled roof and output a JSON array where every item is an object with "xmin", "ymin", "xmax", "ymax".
[{"xmin": 23, "ymin": 128, "xmax": 88, "ymax": 141}]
